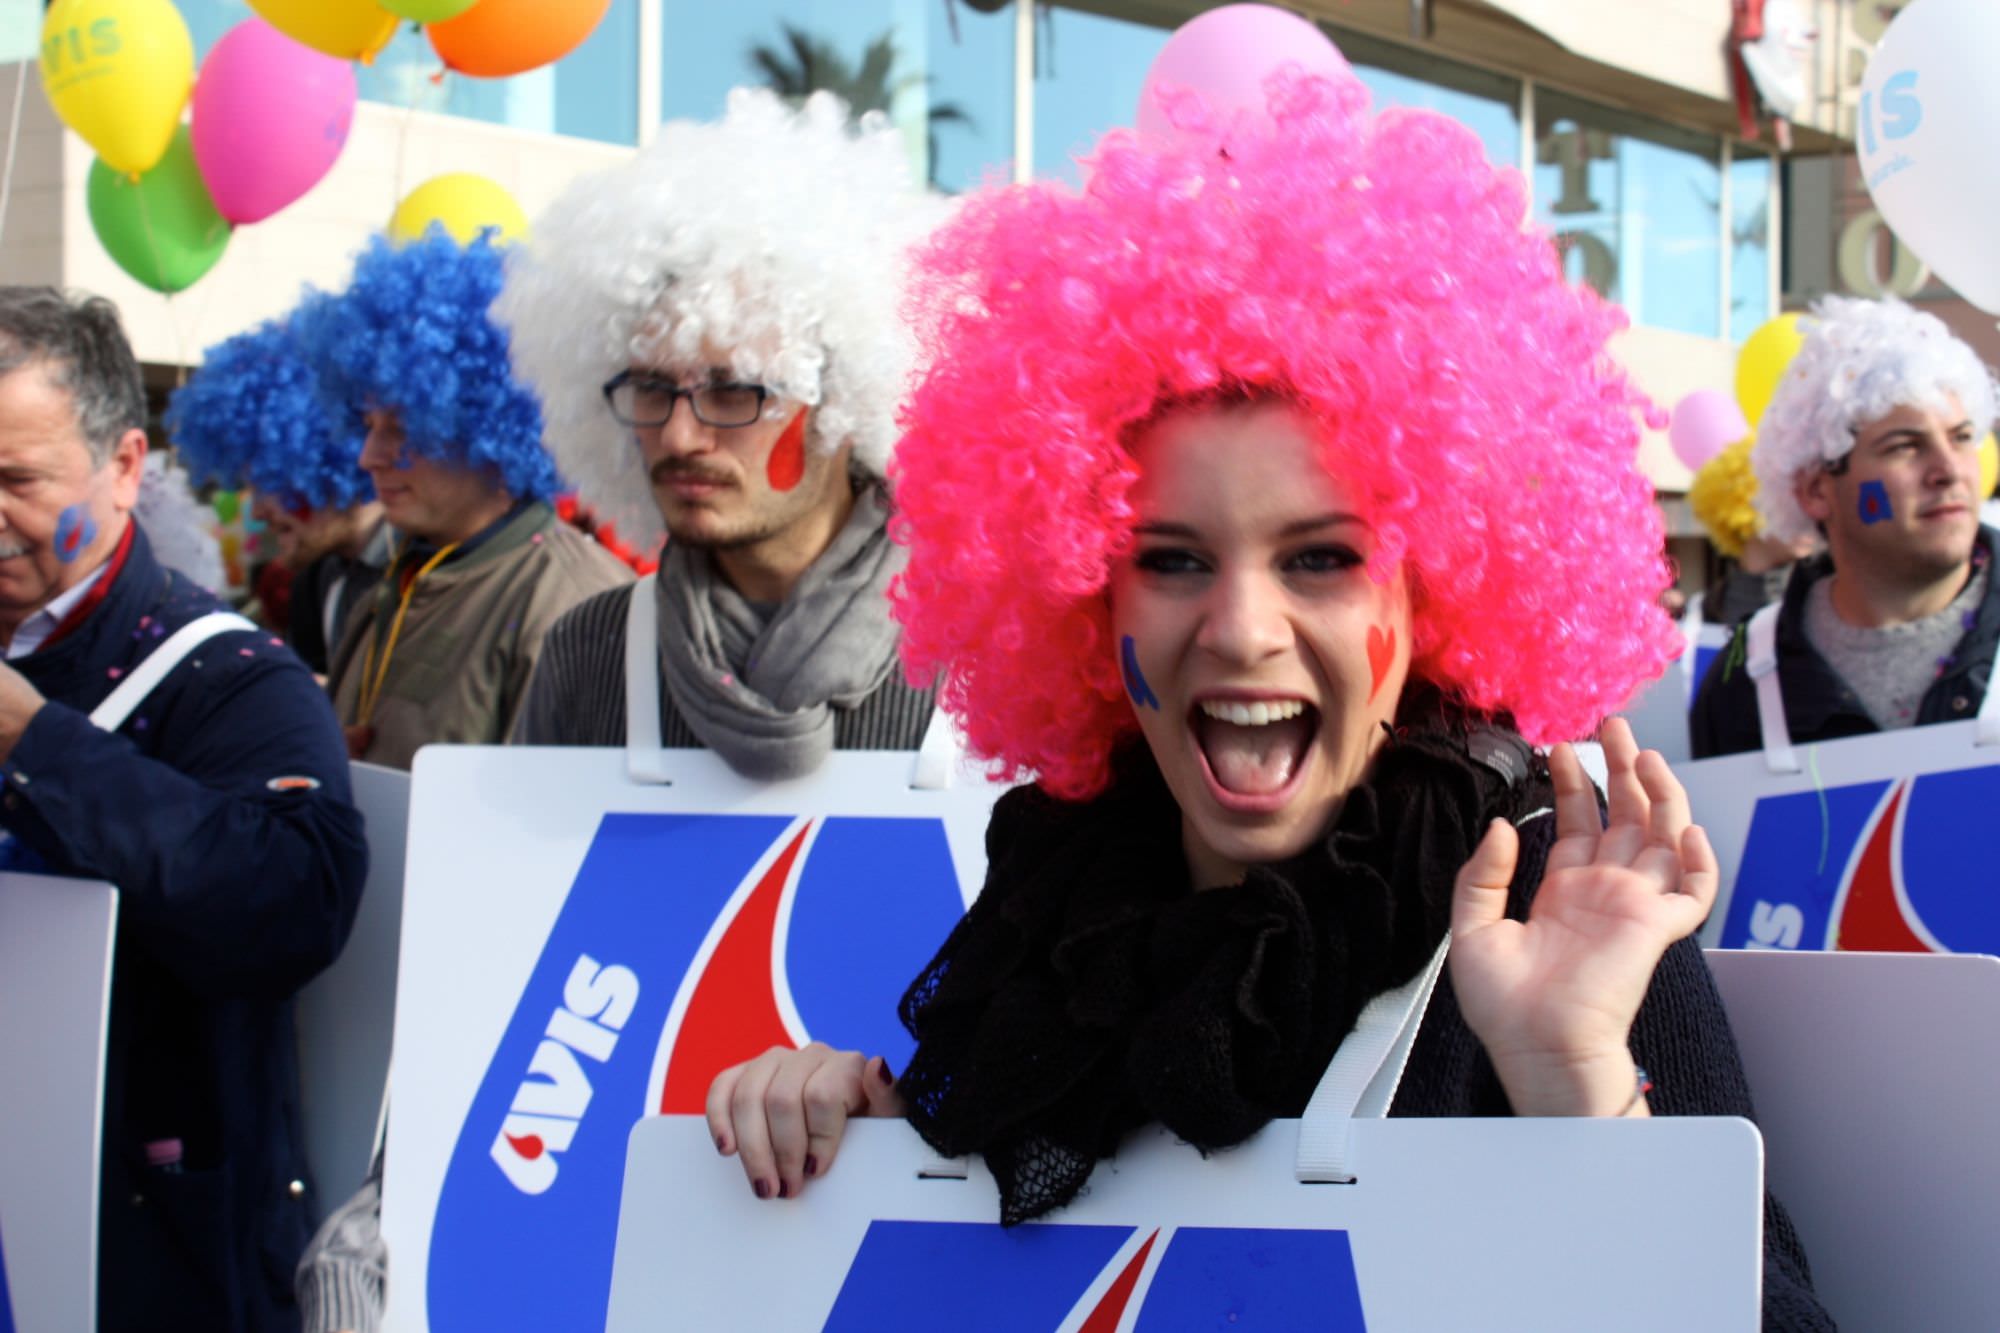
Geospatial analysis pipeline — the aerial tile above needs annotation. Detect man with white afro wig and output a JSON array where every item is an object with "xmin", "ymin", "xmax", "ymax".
[
  {"xmin": 497, "ymin": 88, "xmax": 943, "ymax": 778},
  {"xmin": 1694, "ymin": 295, "xmax": 2000, "ymax": 757}
]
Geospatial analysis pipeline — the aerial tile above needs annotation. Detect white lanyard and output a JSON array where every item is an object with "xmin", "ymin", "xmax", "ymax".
[
  {"xmin": 621, "ymin": 575, "xmax": 957, "ymax": 789},
  {"xmin": 89, "ymin": 612, "xmax": 258, "ymax": 733},
  {"xmin": 1294, "ymin": 933, "xmax": 1451, "ymax": 1183}
]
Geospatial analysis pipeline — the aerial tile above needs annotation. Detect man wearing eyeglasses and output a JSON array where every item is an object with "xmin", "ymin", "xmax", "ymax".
[
  {"xmin": 492, "ymin": 90, "xmax": 942, "ymax": 775},
  {"xmin": 293, "ymin": 92, "xmax": 940, "ymax": 1333}
]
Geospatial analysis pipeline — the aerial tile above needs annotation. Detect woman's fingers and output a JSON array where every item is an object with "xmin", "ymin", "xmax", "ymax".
[
  {"xmin": 762, "ymin": 1044, "xmax": 838, "ymax": 1197},
  {"xmin": 1598, "ymin": 717, "xmax": 1648, "ymax": 831},
  {"xmin": 1451, "ymin": 818, "xmax": 1520, "ymax": 937},
  {"xmin": 706, "ymin": 1063, "xmax": 743, "ymax": 1157},
  {"xmin": 1545, "ymin": 743, "xmax": 1600, "ymax": 874},
  {"xmin": 860, "ymin": 1054, "xmax": 904, "ymax": 1117},
  {"xmin": 1637, "ymin": 749, "xmax": 1692, "ymax": 851},
  {"xmin": 799, "ymin": 1051, "xmax": 877, "ymax": 1183},
  {"xmin": 724, "ymin": 1050, "xmax": 786, "ymax": 1198}
]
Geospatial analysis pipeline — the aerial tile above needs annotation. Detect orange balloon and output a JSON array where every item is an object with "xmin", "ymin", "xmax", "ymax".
[{"xmin": 426, "ymin": 0, "xmax": 610, "ymax": 78}]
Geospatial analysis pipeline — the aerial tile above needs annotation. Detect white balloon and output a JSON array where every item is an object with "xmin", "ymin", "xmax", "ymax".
[{"xmin": 1858, "ymin": 0, "xmax": 2000, "ymax": 312}]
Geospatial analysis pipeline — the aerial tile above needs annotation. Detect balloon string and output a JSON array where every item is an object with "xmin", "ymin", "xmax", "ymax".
[{"xmin": 0, "ymin": 60, "xmax": 26, "ymax": 255}]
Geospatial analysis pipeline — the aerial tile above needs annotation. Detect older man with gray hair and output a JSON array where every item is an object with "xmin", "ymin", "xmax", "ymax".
[
  {"xmin": 1692, "ymin": 296, "xmax": 2000, "ymax": 757},
  {"xmin": 0, "ymin": 287, "xmax": 367, "ymax": 1332}
]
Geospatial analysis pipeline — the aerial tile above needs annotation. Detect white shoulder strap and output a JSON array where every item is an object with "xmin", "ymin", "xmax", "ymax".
[
  {"xmin": 623, "ymin": 573, "xmax": 673, "ymax": 785},
  {"xmin": 1977, "ymin": 653, "xmax": 2000, "ymax": 746},
  {"xmin": 1295, "ymin": 933, "xmax": 1451, "ymax": 1183},
  {"xmin": 910, "ymin": 705, "xmax": 959, "ymax": 790},
  {"xmin": 88, "ymin": 612, "xmax": 259, "ymax": 734},
  {"xmin": 1743, "ymin": 603, "xmax": 1800, "ymax": 774}
]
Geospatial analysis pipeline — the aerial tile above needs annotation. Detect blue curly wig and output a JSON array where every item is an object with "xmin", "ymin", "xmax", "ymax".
[
  {"xmin": 165, "ymin": 319, "xmax": 370, "ymax": 510},
  {"xmin": 291, "ymin": 229, "xmax": 559, "ymax": 501}
]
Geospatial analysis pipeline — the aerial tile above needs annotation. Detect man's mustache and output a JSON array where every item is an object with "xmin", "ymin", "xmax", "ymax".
[{"xmin": 650, "ymin": 459, "xmax": 735, "ymax": 488}]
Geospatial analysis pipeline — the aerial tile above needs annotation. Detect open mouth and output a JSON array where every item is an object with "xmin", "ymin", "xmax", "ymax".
[{"xmin": 1190, "ymin": 697, "xmax": 1318, "ymax": 811}]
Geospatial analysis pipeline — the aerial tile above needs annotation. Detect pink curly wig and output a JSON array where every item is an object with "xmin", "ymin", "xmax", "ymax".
[{"xmin": 891, "ymin": 71, "xmax": 1679, "ymax": 799}]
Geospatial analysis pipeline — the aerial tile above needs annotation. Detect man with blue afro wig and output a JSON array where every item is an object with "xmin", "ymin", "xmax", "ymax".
[
  {"xmin": 166, "ymin": 318, "xmax": 388, "ymax": 674},
  {"xmin": 292, "ymin": 230, "xmax": 631, "ymax": 767}
]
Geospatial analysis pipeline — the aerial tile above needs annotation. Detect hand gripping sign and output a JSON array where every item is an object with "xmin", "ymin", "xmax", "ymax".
[
  {"xmin": 607, "ymin": 954, "xmax": 1763, "ymax": 1331},
  {"xmin": 0, "ymin": 872, "xmax": 117, "ymax": 1333},
  {"xmin": 379, "ymin": 744, "xmax": 1008, "ymax": 1333}
]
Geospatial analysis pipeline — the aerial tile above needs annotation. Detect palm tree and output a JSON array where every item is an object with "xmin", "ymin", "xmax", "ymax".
[{"xmin": 747, "ymin": 25, "xmax": 974, "ymax": 191}]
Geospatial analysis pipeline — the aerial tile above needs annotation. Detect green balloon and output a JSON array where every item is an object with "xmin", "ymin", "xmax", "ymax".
[
  {"xmin": 87, "ymin": 126, "xmax": 231, "ymax": 294},
  {"xmin": 384, "ymin": 0, "xmax": 481, "ymax": 20}
]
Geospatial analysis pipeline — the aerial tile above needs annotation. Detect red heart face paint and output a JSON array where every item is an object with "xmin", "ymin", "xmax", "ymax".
[
  {"xmin": 1366, "ymin": 624, "xmax": 1397, "ymax": 702},
  {"xmin": 766, "ymin": 411, "xmax": 808, "ymax": 492}
]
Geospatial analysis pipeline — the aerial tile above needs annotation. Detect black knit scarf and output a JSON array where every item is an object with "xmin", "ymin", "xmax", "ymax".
[{"xmin": 896, "ymin": 695, "xmax": 1549, "ymax": 1224}]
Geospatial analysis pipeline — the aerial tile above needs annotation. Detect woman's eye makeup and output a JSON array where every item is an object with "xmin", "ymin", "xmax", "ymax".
[
  {"xmin": 1286, "ymin": 544, "xmax": 1363, "ymax": 574},
  {"xmin": 1134, "ymin": 547, "xmax": 1208, "ymax": 575}
]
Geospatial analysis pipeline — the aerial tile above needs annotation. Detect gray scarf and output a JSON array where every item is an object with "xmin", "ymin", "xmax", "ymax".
[{"xmin": 658, "ymin": 486, "xmax": 906, "ymax": 780}]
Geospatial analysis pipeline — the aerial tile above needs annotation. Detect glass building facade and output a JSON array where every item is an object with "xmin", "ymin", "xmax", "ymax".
[{"xmin": 173, "ymin": 0, "xmax": 1776, "ymax": 339}]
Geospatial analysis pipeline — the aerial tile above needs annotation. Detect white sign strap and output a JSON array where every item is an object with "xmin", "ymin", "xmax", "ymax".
[
  {"xmin": 1977, "ymin": 655, "xmax": 2000, "ymax": 745},
  {"xmin": 1744, "ymin": 602, "xmax": 1801, "ymax": 774},
  {"xmin": 87, "ymin": 611, "xmax": 258, "ymax": 733},
  {"xmin": 1294, "ymin": 933, "xmax": 1450, "ymax": 1183},
  {"xmin": 622, "ymin": 574, "xmax": 672, "ymax": 785}
]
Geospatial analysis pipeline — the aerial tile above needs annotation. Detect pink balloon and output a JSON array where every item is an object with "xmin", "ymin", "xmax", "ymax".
[
  {"xmin": 1136, "ymin": 3, "xmax": 1352, "ymax": 150},
  {"xmin": 192, "ymin": 19, "xmax": 356, "ymax": 226},
  {"xmin": 1669, "ymin": 389, "xmax": 1752, "ymax": 472}
]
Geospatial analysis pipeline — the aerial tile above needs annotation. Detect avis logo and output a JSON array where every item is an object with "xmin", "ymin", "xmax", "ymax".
[
  {"xmin": 1723, "ymin": 764, "xmax": 2000, "ymax": 955},
  {"xmin": 822, "ymin": 1220, "xmax": 1366, "ymax": 1330},
  {"xmin": 428, "ymin": 813, "xmax": 967, "ymax": 1332},
  {"xmin": 489, "ymin": 954, "xmax": 639, "ymax": 1194}
]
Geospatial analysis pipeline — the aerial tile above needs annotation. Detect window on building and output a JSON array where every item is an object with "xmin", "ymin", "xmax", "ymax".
[
  {"xmin": 1031, "ymin": 2, "xmax": 1170, "ymax": 184},
  {"xmin": 659, "ymin": 0, "xmax": 1014, "ymax": 193},
  {"xmin": 1533, "ymin": 91, "xmax": 1724, "ymax": 339},
  {"xmin": 1331, "ymin": 26, "xmax": 1522, "ymax": 171},
  {"xmin": 1729, "ymin": 150, "xmax": 1775, "ymax": 340},
  {"xmin": 179, "ymin": 0, "xmax": 641, "ymax": 146}
]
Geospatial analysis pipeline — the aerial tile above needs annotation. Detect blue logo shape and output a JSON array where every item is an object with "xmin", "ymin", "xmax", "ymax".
[
  {"xmin": 822, "ymin": 1220, "xmax": 1367, "ymax": 1330},
  {"xmin": 426, "ymin": 813, "xmax": 967, "ymax": 1332},
  {"xmin": 53, "ymin": 504, "xmax": 97, "ymax": 563},
  {"xmin": 1121, "ymin": 635, "xmax": 1160, "ymax": 711},
  {"xmin": 0, "ymin": 1216, "xmax": 15, "ymax": 1333},
  {"xmin": 1858, "ymin": 480, "xmax": 1892, "ymax": 525}
]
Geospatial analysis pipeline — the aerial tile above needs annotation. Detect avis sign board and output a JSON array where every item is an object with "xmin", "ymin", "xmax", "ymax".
[
  {"xmin": 380, "ymin": 747, "xmax": 1006, "ymax": 1332},
  {"xmin": 1682, "ymin": 720, "xmax": 2000, "ymax": 953},
  {"xmin": 609, "ymin": 1115, "xmax": 1763, "ymax": 1330}
]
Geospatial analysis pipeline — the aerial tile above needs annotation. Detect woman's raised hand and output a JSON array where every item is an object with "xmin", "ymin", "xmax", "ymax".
[
  {"xmin": 1446, "ymin": 717, "xmax": 1719, "ymax": 1117},
  {"xmin": 705, "ymin": 1043, "xmax": 904, "ymax": 1200}
]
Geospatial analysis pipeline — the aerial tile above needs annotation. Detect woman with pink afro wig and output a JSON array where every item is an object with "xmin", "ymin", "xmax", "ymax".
[
  {"xmin": 704, "ymin": 65, "xmax": 1829, "ymax": 1329},
  {"xmin": 893, "ymin": 71, "xmax": 1678, "ymax": 797}
]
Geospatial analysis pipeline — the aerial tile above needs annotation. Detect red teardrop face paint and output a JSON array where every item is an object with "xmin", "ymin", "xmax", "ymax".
[{"xmin": 766, "ymin": 411, "xmax": 808, "ymax": 492}]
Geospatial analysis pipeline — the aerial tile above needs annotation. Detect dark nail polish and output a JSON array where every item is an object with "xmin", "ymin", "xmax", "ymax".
[
  {"xmin": 876, "ymin": 1060, "xmax": 895, "ymax": 1086},
  {"xmin": 715, "ymin": 1135, "xmax": 729, "ymax": 1155},
  {"xmin": 753, "ymin": 1179, "xmax": 771, "ymax": 1200},
  {"xmin": 777, "ymin": 1179, "xmax": 791, "ymax": 1199},
  {"xmin": 804, "ymin": 1155, "xmax": 819, "ymax": 1178}
]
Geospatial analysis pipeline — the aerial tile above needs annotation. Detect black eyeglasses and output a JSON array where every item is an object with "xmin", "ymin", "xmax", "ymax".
[{"xmin": 601, "ymin": 370, "xmax": 771, "ymax": 429}]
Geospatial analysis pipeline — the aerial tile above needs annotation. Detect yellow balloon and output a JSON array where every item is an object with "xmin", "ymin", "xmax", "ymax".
[
  {"xmin": 1734, "ymin": 312, "xmax": 1806, "ymax": 428},
  {"xmin": 39, "ymin": 0, "xmax": 193, "ymax": 177},
  {"xmin": 388, "ymin": 174, "xmax": 529, "ymax": 247},
  {"xmin": 248, "ymin": 0, "xmax": 397, "ymax": 63},
  {"xmin": 1980, "ymin": 435, "xmax": 1998, "ymax": 500}
]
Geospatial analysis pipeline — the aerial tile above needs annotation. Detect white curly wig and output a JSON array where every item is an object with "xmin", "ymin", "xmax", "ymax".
[
  {"xmin": 1754, "ymin": 295, "xmax": 1998, "ymax": 542},
  {"xmin": 137, "ymin": 452, "xmax": 225, "ymax": 593},
  {"xmin": 493, "ymin": 87, "xmax": 941, "ymax": 545}
]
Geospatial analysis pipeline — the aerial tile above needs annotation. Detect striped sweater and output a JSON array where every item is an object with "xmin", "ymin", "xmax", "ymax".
[{"xmin": 511, "ymin": 582, "xmax": 936, "ymax": 751}]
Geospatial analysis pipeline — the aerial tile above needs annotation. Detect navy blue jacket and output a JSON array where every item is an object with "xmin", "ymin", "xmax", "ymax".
[{"xmin": 0, "ymin": 525, "xmax": 367, "ymax": 1333}]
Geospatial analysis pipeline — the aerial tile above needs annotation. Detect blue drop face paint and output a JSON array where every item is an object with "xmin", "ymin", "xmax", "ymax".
[
  {"xmin": 1120, "ymin": 634, "xmax": 1160, "ymax": 711},
  {"xmin": 54, "ymin": 504, "xmax": 98, "ymax": 563},
  {"xmin": 1859, "ymin": 480, "xmax": 1892, "ymax": 525}
]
